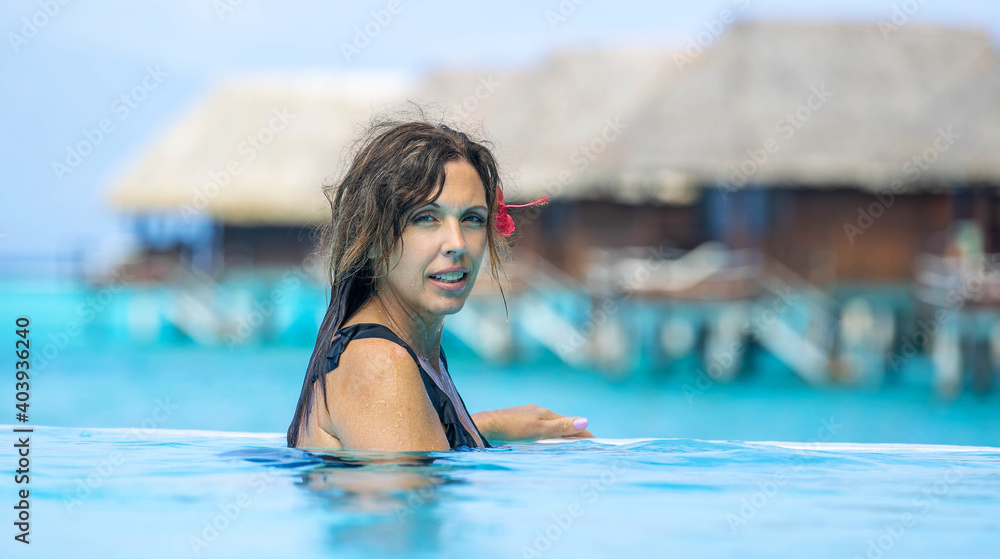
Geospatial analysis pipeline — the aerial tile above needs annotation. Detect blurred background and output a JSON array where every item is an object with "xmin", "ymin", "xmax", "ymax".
[{"xmin": 4, "ymin": 0, "xmax": 1000, "ymax": 446}]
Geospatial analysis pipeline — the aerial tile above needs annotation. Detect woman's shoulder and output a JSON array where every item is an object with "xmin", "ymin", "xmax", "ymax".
[
  {"xmin": 330, "ymin": 321, "xmax": 409, "ymax": 353},
  {"xmin": 322, "ymin": 323, "xmax": 422, "ymax": 393},
  {"xmin": 319, "ymin": 329, "xmax": 450, "ymax": 451},
  {"xmin": 328, "ymin": 321, "xmax": 411, "ymax": 364},
  {"xmin": 335, "ymin": 334, "xmax": 419, "ymax": 380},
  {"xmin": 322, "ymin": 330, "xmax": 432, "ymax": 422}
]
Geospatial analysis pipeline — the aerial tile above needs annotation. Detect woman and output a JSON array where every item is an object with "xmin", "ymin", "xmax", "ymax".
[{"xmin": 287, "ymin": 117, "xmax": 594, "ymax": 451}]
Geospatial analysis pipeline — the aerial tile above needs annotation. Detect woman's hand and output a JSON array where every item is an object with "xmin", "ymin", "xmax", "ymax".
[{"xmin": 472, "ymin": 404, "xmax": 594, "ymax": 443}]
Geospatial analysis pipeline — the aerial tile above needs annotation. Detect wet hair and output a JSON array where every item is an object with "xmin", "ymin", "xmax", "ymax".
[{"xmin": 286, "ymin": 108, "xmax": 512, "ymax": 448}]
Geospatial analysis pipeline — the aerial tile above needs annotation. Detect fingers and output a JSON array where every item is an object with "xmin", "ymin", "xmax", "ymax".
[
  {"xmin": 536, "ymin": 407, "xmax": 560, "ymax": 420},
  {"xmin": 518, "ymin": 405, "xmax": 593, "ymax": 440},
  {"xmin": 546, "ymin": 416, "xmax": 589, "ymax": 438},
  {"xmin": 527, "ymin": 405, "xmax": 582, "ymax": 426},
  {"xmin": 562, "ymin": 428, "xmax": 594, "ymax": 438}
]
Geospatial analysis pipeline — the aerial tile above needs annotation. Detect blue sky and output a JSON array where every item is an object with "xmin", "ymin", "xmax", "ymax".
[{"xmin": 2, "ymin": 0, "xmax": 999, "ymax": 274}]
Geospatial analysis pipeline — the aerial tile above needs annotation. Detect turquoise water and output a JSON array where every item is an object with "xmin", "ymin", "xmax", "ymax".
[
  {"xmin": 11, "ymin": 426, "xmax": 1000, "ymax": 558},
  {"xmin": 24, "ymin": 344, "xmax": 1000, "ymax": 447},
  {"xmin": 7, "ymin": 344, "xmax": 1000, "ymax": 557}
]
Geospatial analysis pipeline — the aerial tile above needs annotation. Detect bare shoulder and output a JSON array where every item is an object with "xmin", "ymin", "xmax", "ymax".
[
  {"xmin": 322, "ymin": 336, "xmax": 449, "ymax": 451},
  {"xmin": 331, "ymin": 336, "xmax": 424, "ymax": 397}
]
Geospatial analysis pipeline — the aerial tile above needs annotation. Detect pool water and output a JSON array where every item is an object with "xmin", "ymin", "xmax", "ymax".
[
  {"xmin": 22, "ymin": 344, "xmax": 1000, "ymax": 447},
  {"xmin": 9, "ymin": 342, "xmax": 1000, "ymax": 557},
  {"xmin": 14, "ymin": 425, "xmax": 1000, "ymax": 558}
]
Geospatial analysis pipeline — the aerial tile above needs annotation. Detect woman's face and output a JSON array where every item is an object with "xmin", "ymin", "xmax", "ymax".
[{"xmin": 383, "ymin": 159, "xmax": 489, "ymax": 319}]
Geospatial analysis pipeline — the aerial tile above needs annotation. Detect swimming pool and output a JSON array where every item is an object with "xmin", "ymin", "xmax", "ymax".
[
  {"xmin": 18, "ymin": 425, "xmax": 1000, "ymax": 558},
  {"xmin": 20, "ymin": 341, "xmax": 1000, "ymax": 444},
  {"xmin": 11, "ymin": 341, "xmax": 1000, "ymax": 557}
]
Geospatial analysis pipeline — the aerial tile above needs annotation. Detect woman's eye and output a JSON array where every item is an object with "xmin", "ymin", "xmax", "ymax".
[{"xmin": 413, "ymin": 214, "xmax": 485, "ymax": 224}]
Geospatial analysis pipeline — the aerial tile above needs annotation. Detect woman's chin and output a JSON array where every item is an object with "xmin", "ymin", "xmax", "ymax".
[
  {"xmin": 423, "ymin": 294, "xmax": 469, "ymax": 316},
  {"xmin": 438, "ymin": 299, "xmax": 468, "ymax": 315}
]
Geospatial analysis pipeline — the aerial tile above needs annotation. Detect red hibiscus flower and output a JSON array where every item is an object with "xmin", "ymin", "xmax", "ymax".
[{"xmin": 494, "ymin": 188, "xmax": 549, "ymax": 238}]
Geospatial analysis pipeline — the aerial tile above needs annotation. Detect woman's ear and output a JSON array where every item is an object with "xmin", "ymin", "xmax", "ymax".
[{"xmin": 367, "ymin": 243, "xmax": 388, "ymax": 282}]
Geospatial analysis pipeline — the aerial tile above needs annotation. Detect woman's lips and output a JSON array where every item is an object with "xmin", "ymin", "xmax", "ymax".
[{"xmin": 428, "ymin": 272, "xmax": 468, "ymax": 292}]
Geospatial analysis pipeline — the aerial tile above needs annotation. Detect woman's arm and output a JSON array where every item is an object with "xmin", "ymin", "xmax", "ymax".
[
  {"xmin": 470, "ymin": 409, "xmax": 501, "ymax": 441},
  {"xmin": 325, "ymin": 339, "xmax": 451, "ymax": 451},
  {"xmin": 472, "ymin": 404, "xmax": 593, "ymax": 443}
]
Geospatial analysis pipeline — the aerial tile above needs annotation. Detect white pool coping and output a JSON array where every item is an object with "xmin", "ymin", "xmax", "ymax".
[{"xmin": 9, "ymin": 425, "xmax": 999, "ymax": 452}]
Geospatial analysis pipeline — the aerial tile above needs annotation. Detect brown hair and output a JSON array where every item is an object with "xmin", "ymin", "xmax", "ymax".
[{"xmin": 286, "ymin": 109, "xmax": 512, "ymax": 447}]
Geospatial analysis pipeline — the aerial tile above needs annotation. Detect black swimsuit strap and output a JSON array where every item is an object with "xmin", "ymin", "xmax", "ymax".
[
  {"xmin": 326, "ymin": 323, "xmax": 491, "ymax": 449},
  {"xmin": 328, "ymin": 322, "xmax": 418, "ymax": 368}
]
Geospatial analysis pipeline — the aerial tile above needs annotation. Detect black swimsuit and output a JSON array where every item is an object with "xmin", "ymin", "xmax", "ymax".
[{"xmin": 326, "ymin": 322, "xmax": 492, "ymax": 450}]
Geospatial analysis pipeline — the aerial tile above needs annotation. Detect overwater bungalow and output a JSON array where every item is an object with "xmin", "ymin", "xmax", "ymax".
[{"xmin": 105, "ymin": 22, "xmax": 1000, "ymax": 394}]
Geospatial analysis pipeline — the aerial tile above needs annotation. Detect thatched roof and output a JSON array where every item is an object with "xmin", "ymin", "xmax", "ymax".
[
  {"xmin": 107, "ymin": 22, "xmax": 1000, "ymax": 224},
  {"xmin": 595, "ymin": 22, "xmax": 1000, "ymax": 193},
  {"xmin": 106, "ymin": 72, "xmax": 416, "ymax": 224},
  {"xmin": 413, "ymin": 47, "xmax": 688, "ymax": 202}
]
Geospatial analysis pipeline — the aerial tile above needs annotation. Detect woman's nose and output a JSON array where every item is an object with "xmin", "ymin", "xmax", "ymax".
[{"xmin": 443, "ymin": 218, "xmax": 467, "ymax": 256}]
